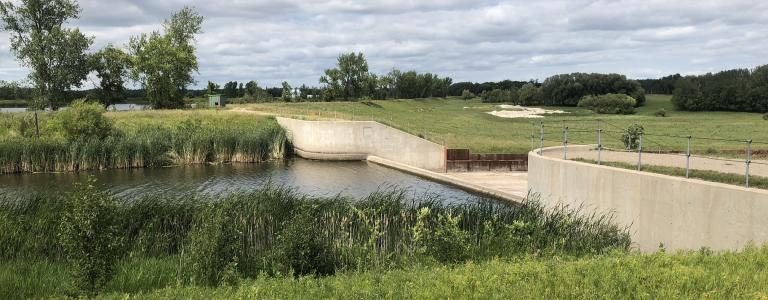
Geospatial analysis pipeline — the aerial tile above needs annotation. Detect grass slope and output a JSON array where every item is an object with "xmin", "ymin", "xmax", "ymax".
[{"xmin": 237, "ymin": 95, "xmax": 768, "ymax": 156}]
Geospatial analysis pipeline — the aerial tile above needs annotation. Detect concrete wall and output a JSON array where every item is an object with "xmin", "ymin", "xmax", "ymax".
[
  {"xmin": 277, "ymin": 117, "xmax": 446, "ymax": 172},
  {"xmin": 529, "ymin": 146, "xmax": 768, "ymax": 252}
]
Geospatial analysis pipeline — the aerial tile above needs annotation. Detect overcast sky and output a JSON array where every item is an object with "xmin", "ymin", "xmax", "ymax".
[{"xmin": 0, "ymin": 0, "xmax": 767, "ymax": 88}]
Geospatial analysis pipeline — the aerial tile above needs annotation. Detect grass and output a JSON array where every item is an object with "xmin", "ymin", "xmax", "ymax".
[
  {"xmin": 234, "ymin": 95, "xmax": 768, "ymax": 157},
  {"xmin": 572, "ymin": 158, "xmax": 768, "ymax": 190},
  {"xmin": 0, "ymin": 110, "xmax": 288, "ymax": 174},
  {"xmin": 0, "ymin": 99, "xmax": 27, "ymax": 107},
  {"xmin": 0, "ymin": 186, "xmax": 631, "ymax": 298},
  {"xmin": 5, "ymin": 247, "xmax": 768, "ymax": 299}
]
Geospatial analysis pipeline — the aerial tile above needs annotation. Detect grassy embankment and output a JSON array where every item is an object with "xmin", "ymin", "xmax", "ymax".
[
  {"xmin": 236, "ymin": 95, "xmax": 768, "ymax": 157},
  {"xmin": 0, "ymin": 186, "xmax": 631, "ymax": 298},
  {"xmin": 0, "ymin": 110, "xmax": 287, "ymax": 174},
  {"xmin": 572, "ymin": 158, "xmax": 768, "ymax": 190}
]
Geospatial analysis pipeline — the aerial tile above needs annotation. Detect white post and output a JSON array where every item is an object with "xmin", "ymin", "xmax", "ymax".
[{"xmin": 563, "ymin": 127, "xmax": 569, "ymax": 160}]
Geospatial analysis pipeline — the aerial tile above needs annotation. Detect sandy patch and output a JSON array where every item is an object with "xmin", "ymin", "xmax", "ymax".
[{"xmin": 487, "ymin": 105, "xmax": 568, "ymax": 119}]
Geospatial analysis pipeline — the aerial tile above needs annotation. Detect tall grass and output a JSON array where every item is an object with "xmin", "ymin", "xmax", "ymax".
[
  {"xmin": 0, "ymin": 186, "xmax": 630, "ymax": 279},
  {"xmin": 0, "ymin": 120, "xmax": 288, "ymax": 174}
]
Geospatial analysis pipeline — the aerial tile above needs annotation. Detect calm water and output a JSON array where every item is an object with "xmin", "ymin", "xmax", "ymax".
[
  {"xmin": 0, "ymin": 104, "xmax": 147, "ymax": 113},
  {"xmin": 0, "ymin": 159, "xmax": 483, "ymax": 203}
]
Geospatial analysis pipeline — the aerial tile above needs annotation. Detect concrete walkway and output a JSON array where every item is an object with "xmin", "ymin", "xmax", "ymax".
[
  {"xmin": 444, "ymin": 172, "xmax": 528, "ymax": 200},
  {"xmin": 544, "ymin": 145, "xmax": 768, "ymax": 177}
]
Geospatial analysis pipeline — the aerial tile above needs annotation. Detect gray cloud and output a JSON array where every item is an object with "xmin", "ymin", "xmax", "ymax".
[{"xmin": 1, "ymin": 0, "xmax": 767, "ymax": 88}]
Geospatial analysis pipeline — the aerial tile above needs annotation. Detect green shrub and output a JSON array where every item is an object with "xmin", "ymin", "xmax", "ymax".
[
  {"xmin": 46, "ymin": 99, "xmax": 114, "ymax": 140},
  {"xmin": 413, "ymin": 208, "xmax": 471, "ymax": 263},
  {"xmin": 480, "ymin": 89, "xmax": 518, "ymax": 103},
  {"xmin": 763, "ymin": 113, "xmax": 768, "ymax": 120},
  {"xmin": 654, "ymin": 108, "xmax": 667, "ymax": 117},
  {"xmin": 460, "ymin": 89, "xmax": 475, "ymax": 100},
  {"xmin": 621, "ymin": 124, "xmax": 644, "ymax": 150},
  {"xmin": 58, "ymin": 178, "xmax": 123, "ymax": 295},
  {"xmin": 274, "ymin": 207, "xmax": 338, "ymax": 277},
  {"xmin": 577, "ymin": 94, "xmax": 636, "ymax": 114}
]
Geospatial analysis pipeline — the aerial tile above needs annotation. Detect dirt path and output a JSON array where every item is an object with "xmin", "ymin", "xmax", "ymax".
[{"xmin": 543, "ymin": 146, "xmax": 768, "ymax": 177}]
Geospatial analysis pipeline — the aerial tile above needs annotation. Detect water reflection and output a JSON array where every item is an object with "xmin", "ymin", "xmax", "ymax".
[{"xmin": 0, "ymin": 159, "xmax": 483, "ymax": 203}]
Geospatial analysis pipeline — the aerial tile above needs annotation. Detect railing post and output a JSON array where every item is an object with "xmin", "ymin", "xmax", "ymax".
[
  {"xmin": 597, "ymin": 129, "xmax": 602, "ymax": 165},
  {"xmin": 563, "ymin": 126, "xmax": 569, "ymax": 160},
  {"xmin": 637, "ymin": 134, "xmax": 643, "ymax": 171},
  {"xmin": 539, "ymin": 122, "xmax": 544, "ymax": 155},
  {"xmin": 685, "ymin": 135, "xmax": 691, "ymax": 178},
  {"xmin": 746, "ymin": 139, "xmax": 752, "ymax": 188}
]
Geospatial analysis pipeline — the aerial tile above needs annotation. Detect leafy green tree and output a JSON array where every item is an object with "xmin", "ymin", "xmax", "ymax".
[
  {"xmin": 129, "ymin": 7, "xmax": 203, "ymax": 109},
  {"xmin": 223, "ymin": 81, "xmax": 238, "ymax": 98},
  {"xmin": 206, "ymin": 81, "xmax": 219, "ymax": 95},
  {"xmin": 320, "ymin": 52, "xmax": 373, "ymax": 100},
  {"xmin": 59, "ymin": 178, "xmax": 122, "ymax": 295},
  {"xmin": 518, "ymin": 83, "xmax": 542, "ymax": 105},
  {"xmin": 46, "ymin": 99, "xmax": 114, "ymax": 140},
  {"xmin": 0, "ymin": 0, "xmax": 93, "ymax": 136},
  {"xmin": 91, "ymin": 45, "xmax": 130, "ymax": 108},
  {"xmin": 281, "ymin": 81, "xmax": 292, "ymax": 101}
]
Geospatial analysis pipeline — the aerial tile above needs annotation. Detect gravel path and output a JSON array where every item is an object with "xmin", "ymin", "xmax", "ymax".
[{"xmin": 542, "ymin": 145, "xmax": 768, "ymax": 177}]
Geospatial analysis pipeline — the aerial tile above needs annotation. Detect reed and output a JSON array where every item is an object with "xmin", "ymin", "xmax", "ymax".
[
  {"xmin": 0, "ymin": 186, "xmax": 631, "ymax": 271},
  {"xmin": 0, "ymin": 119, "xmax": 288, "ymax": 174}
]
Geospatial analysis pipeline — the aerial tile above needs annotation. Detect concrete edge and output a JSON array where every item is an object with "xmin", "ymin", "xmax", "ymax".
[
  {"xmin": 276, "ymin": 116, "xmax": 448, "ymax": 150},
  {"xmin": 367, "ymin": 155, "xmax": 525, "ymax": 203},
  {"xmin": 531, "ymin": 146, "xmax": 768, "ymax": 195},
  {"xmin": 294, "ymin": 147, "xmax": 368, "ymax": 161}
]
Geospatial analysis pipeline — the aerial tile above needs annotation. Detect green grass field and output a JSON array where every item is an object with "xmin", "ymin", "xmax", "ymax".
[
  {"xmin": 4, "ymin": 247, "xmax": 768, "ymax": 299},
  {"xmin": 235, "ymin": 95, "xmax": 768, "ymax": 157}
]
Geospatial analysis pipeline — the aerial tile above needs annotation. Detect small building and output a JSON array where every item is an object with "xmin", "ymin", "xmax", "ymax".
[{"xmin": 208, "ymin": 94, "xmax": 226, "ymax": 108}]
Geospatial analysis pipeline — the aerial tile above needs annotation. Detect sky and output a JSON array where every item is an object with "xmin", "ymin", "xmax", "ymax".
[{"xmin": 0, "ymin": 0, "xmax": 767, "ymax": 89}]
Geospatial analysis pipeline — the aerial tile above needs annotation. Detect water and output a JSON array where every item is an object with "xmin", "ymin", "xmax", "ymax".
[
  {"xmin": 0, "ymin": 104, "xmax": 146, "ymax": 113},
  {"xmin": 0, "ymin": 159, "xmax": 484, "ymax": 203},
  {"xmin": 0, "ymin": 107, "xmax": 26, "ymax": 113}
]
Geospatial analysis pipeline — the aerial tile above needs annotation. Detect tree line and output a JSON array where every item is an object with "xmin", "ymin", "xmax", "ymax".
[
  {"xmin": 0, "ymin": 0, "xmax": 203, "ymax": 110},
  {"xmin": 671, "ymin": 65, "xmax": 768, "ymax": 112}
]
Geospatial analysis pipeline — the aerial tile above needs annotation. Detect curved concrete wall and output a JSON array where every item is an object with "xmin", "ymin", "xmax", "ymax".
[
  {"xmin": 277, "ymin": 117, "xmax": 446, "ymax": 172},
  {"xmin": 529, "ymin": 146, "xmax": 768, "ymax": 252}
]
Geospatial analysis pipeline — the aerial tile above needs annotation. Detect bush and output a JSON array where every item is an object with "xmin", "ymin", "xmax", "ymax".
[
  {"xmin": 621, "ymin": 124, "xmax": 644, "ymax": 150},
  {"xmin": 58, "ymin": 178, "xmax": 123, "ymax": 295},
  {"xmin": 274, "ymin": 207, "xmax": 338, "ymax": 277},
  {"xmin": 577, "ymin": 94, "xmax": 636, "ymax": 114},
  {"xmin": 540, "ymin": 73, "xmax": 645, "ymax": 107},
  {"xmin": 413, "ymin": 208, "xmax": 470, "ymax": 263},
  {"xmin": 460, "ymin": 89, "xmax": 475, "ymax": 100},
  {"xmin": 763, "ymin": 113, "xmax": 768, "ymax": 120},
  {"xmin": 481, "ymin": 89, "xmax": 518, "ymax": 103},
  {"xmin": 46, "ymin": 99, "xmax": 114, "ymax": 140},
  {"xmin": 654, "ymin": 108, "xmax": 667, "ymax": 117}
]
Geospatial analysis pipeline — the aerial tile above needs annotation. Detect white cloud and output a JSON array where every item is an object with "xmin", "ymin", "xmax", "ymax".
[{"xmin": 0, "ymin": 0, "xmax": 767, "ymax": 88}]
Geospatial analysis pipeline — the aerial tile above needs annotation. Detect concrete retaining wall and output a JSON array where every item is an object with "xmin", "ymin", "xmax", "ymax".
[
  {"xmin": 277, "ymin": 117, "xmax": 446, "ymax": 172},
  {"xmin": 529, "ymin": 146, "xmax": 768, "ymax": 252}
]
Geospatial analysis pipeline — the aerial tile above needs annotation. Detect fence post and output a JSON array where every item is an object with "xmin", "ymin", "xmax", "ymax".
[
  {"xmin": 539, "ymin": 122, "xmax": 544, "ymax": 155},
  {"xmin": 597, "ymin": 129, "xmax": 602, "ymax": 165},
  {"xmin": 637, "ymin": 134, "xmax": 643, "ymax": 171},
  {"xmin": 746, "ymin": 139, "xmax": 752, "ymax": 188},
  {"xmin": 686, "ymin": 135, "xmax": 691, "ymax": 178},
  {"xmin": 563, "ymin": 126, "xmax": 569, "ymax": 160}
]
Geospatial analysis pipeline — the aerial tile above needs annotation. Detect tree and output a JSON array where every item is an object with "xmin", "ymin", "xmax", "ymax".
[
  {"xmin": 129, "ymin": 7, "xmax": 203, "ymax": 109},
  {"xmin": 91, "ymin": 45, "xmax": 130, "ymax": 108},
  {"xmin": 319, "ymin": 52, "xmax": 373, "ymax": 100},
  {"xmin": 222, "ymin": 81, "xmax": 238, "ymax": 98},
  {"xmin": 518, "ymin": 83, "xmax": 542, "ymax": 105},
  {"xmin": 206, "ymin": 81, "xmax": 219, "ymax": 95},
  {"xmin": 0, "ymin": 0, "xmax": 93, "ymax": 136},
  {"xmin": 281, "ymin": 81, "xmax": 292, "ymax": 101}
]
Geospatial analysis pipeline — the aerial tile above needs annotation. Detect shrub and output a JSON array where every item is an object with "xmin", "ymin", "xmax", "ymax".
[
  {"xmin": 46, "ymin": 99, "xmax": 114, "ymax": 140},
  {"xmin": 58, "ymin": 178, "xmax": 123, "ymax": 295},
  {"xmin": 274, "ymin": 207, "xmax": 338, "ymax": 277},
  {"xmin": 621, "ymin": 124, "xmax": 644, "ymax": 150},
  {"xmin": 654, "ymin": 108, "xmax": 667, "ymax": 117},
  {"xmin": 413, "ymin": 208, "xmax": 471, "ymax": 263},
  {"xmin": 481, "ymin": 89, "xmax": 518, "ymax": 103},
  {"xmin": 577, "ymin": 94, "xmax": 636, "ymax": 114},
  {"xmin": 460, "ymin": 89, "xmax": 475, "ymax": 100},
  {"xmin": 763, "ymin": 113, "xmax": 768, "ymax": 120}
]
